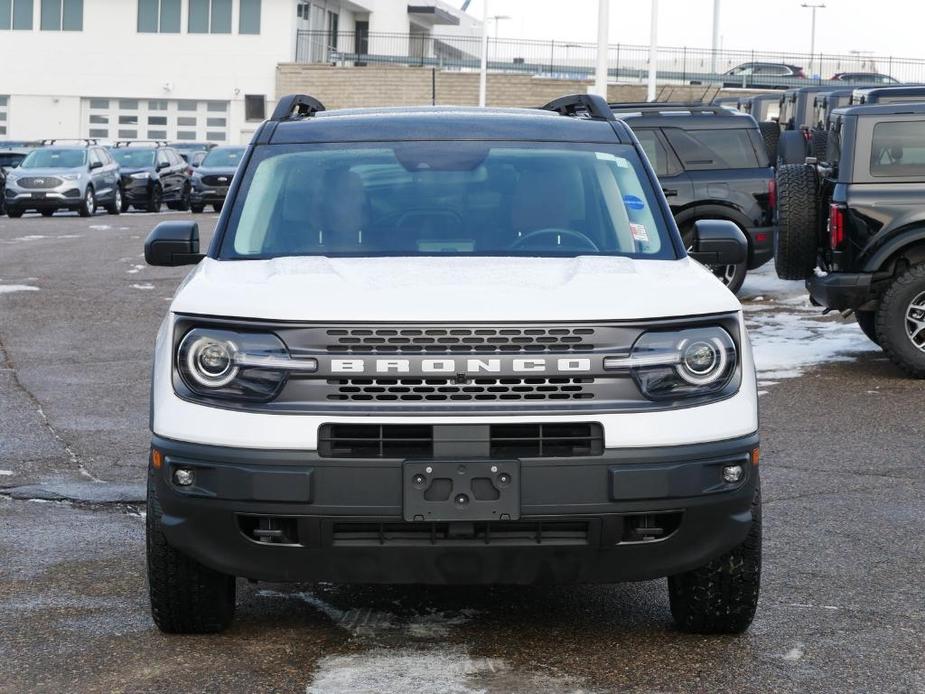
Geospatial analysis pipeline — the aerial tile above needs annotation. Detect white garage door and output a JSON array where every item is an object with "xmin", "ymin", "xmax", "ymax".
[
  {"xmin": 0, "ymin": 96, "xmax": 8, "ymax": 136},
  {"xmin": 81, "ymin": 98, "xmax": 229, "ymax": 143}
]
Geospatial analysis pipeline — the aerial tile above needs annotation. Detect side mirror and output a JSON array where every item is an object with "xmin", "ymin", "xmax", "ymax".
[
  {"xmin": 89, "ymin": 160, "xmax": 103, "ymax": 170},
  {"xmin": 156, "ymin": 161, "xmax": 170, "ymax": 171},
  {"xmin": 688, "ymin": 220, "xmax": 748, "ymax": 266},
  {"xmin": 144, "ymin": 221, "xmax": 204, "ymax": 266}
]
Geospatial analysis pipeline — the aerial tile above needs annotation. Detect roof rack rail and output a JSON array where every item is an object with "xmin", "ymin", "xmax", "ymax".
[
  {"xmin": 113, "ymin": 139, "xmax": 168, "ymax": 148},
  {"xmin": 540, "ymin": 94, "xmax": 615, "ymax": 121},
  {"xmin": 270, "ymin": 94, "xmax": 326, "ymax": 122},
  {"xmin": 609, "ymin": 102, "xmax": 735, "ymax": 115},
  {"xmin": 41, "ymin": 138, "xmax": 98, "ymax": 146}
]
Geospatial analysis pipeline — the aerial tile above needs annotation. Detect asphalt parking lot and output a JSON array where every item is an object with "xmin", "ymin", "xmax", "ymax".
[{"xmin": 1, "ymin": 211, "xmax": 923, "ymax": 694}]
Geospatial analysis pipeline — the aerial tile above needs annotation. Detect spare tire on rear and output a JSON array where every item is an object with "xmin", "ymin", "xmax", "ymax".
[
  {"xmin": 777, "ymin": 129, "xmax": 808, "ymax": 166},
  {"xmin": 811, "ymin": 128, "xmax": 829, "ymax": 162},
  {"xmin": 757, "ymin": 121, "xmax": 780, "ymax": 164},
  {"xmin": 775, "ymin": 164, "xmax": 820, "ymax": 280}
]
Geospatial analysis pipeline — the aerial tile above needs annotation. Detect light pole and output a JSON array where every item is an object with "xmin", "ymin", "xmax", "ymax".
[
  {"xmin": 801, "ymin": 2, "xmax": 825, "ymax": 77},
  {"xmin": 710, "ymin": 0, "xmax": 721, "ymax": 75},
  {"xmin": 478, "ymin": 0, "xmax": 488, "ymax": 106},
  {"xmin": 647, "ymin": 0, "xmax": 659, "ymax": 102},
  {"xmin": 593, "ymin": 0, "xmax": 609, "ymax": 98}
]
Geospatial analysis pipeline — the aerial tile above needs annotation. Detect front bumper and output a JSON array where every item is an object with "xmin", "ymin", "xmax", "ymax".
[
  {"xmin": 5, "ymin": 185, "xmax": 84, "ymax": 209},
  {"xmin": 122, "ymin": 178, "xmax": 154, "ymax": 204},
  {"xmin": 745, "ymin": 224, "xmax": 776, "ymax": 270},
  {"xmin": 150, "ymin": 432, "xmax": 759, "ymax": 584},
  {"xmin": 807, "ymin": 272, "xmax": 874, "ymax": 310},
  {"xmin": 190, "ymin": 185, "xmax": 229, "ymax": 205}
]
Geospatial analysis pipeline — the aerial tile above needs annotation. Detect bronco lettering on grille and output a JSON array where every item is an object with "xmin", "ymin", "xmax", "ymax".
[{"xmin": 329, "ymin": 358, "xmax": 592, "ymax": 374}]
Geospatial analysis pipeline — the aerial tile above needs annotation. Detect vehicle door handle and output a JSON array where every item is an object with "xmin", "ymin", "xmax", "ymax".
[{"xmin": 662, "ymin": 188, "xmax": 678, "ymax": 197}]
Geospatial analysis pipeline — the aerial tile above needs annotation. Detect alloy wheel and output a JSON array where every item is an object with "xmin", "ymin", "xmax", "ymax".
[{"xmin": 906, "ymin": 291, "xmax": 925, "ymax": 353}]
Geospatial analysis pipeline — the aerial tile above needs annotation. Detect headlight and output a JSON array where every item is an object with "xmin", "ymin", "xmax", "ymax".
[
  {"xmin": 130, "ymin": 172, "xmax": 150, "ymax": 180},
  {"xmin": 176, "ymin": 328, "xmax": 317, "ymax": 402},
  {"xmin": 604, "ymin": 326, "xmax": 738, "ymax": 401},
  {"xmin": 60, "ymin": 173, "xmax": 81, "ymax": 181}
]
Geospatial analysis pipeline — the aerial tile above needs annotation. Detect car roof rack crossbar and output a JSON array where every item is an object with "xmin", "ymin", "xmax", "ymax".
[
  {"xmin": 113, "ymin": 139, "xmax": 168, "ymax": 148},
  {"xmin": 270, "ymin": 94, "xmax": 326, "ymax": 122},
  {"xmin": 609, "ymin": 102, "xmax": 735, "ymax": 115},
  {"xmin": 41, "ymin": 138, "xmax": 98, "ymax": 146},
  {"xmin": 540, "ymin": 94, "xmax": 615, "ymax": 121}
]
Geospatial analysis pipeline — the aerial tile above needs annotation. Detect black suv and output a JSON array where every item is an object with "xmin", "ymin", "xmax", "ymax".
[
  {"xmin": 774, "ymin": 102, "xmax": 925, "ymax": 376},
  {"xmin": 189, "ymin": 146, "xmax": 245, "ymax": 213},
  {"xmin": 851, "ymin": 85, "xmax": 925, "ymax": 106},
  {"xmin": 111, "ymin": 142, "xmax": 191, "ymax": 212},
  {"xmin": 611, "ymin": 103, "xmax": 776, "ymax": 293},
  {"xmin": 772, "ymin": 86, "xmax": 831, "ymax": 165},
  {"xmin": 0, "ymin": 147, "xmax": 30, "ymax": 216}
]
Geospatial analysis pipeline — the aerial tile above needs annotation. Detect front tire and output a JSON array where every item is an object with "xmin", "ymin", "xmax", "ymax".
[
  {"xmin": 876, "ymin": 263, "xmax": 925, "ymax": 378},
  {"xmin": 147, "ymin": 480, "xmax": 236, "ymax": 633},
  {"xmin": 40, "ymin": 209, "xmax": 55, "ymax": 217},
  {"xmin": 6, "ymin": 206, "xmax": 24, "ymax": 218},
  {"xmin": 212, "ymin": 202, "xmax": 223, "ymax": 213},
  {"xmin": 106, "ymin": 187, "xmax": 122, "ymax": 215},
  {"xmin": 668, "ymin": 482, "xmax": 761, "ymax": 634},
  {"xmin": 176, "ymin": 185, "xmax": 191, "ymax": 212},
  {"xmin": 78, "ymin": 187, "xmax": 95, "ymax": 218},
  {"xmin": 190, "ymin": 204, "xmax": 205, "ymax": 214},
  {"xmin": 146, "ymin": 185, "xmax": 162, "ymax": 213}
]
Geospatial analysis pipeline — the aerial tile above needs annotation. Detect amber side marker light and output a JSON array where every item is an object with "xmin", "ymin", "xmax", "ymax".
[
  {"xmin": 150, "ymin": 448, "xmax": 164, "ymax": 470},
  {"xmin": 751, "ymin": 447, "xmax": 761, "ymax": 466}
]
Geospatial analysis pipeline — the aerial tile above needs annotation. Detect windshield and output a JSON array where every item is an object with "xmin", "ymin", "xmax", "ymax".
[
  {"xmin": 220, "ymin": 142, "xmax": 675, "ymax": 260},
  {"xmin": 0, "ymin": 153, "xmax": 25, "ymax": 168},
  {"xmin": 202, "ymin": 147, "xmax": 244, "ymax": 168},
  {"xmin": 20, "ymin": 148, "xmax": 86, "ymax": 169},
  {"xmin": 111, "ymin": 149, "xmax": 156, "ymax": 168}
]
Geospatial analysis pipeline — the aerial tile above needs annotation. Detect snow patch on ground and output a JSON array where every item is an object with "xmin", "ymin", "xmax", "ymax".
[
  {"xmin": 0, "ymin": 470, "xmax": 14, "ymax": 476},
  {"xmin": 783, "ymin": 644, "xmax": 806, "ymax": 661},
  {"xmin": 88, "ymin": 225, "xmax": 112, "ymax": 230},
  {"xmin": 0, "ymin": 283, "xmax": 39, "ymax": 294},
  {"xmin": 126, "ymin": 265, "xmax": 144, "ymax": 274},
  {"xmin": 131, "ymin": 283, "xmax": 154, "ymax": 290},
  {"xmin": 741, "ymin": 266, "xmax": 875, "ymax": 380}
]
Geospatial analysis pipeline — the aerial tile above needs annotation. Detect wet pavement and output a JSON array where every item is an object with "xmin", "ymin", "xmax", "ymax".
[{"xmin": 0, "ymin": 212, "xmax": 923, "ymax": 693}]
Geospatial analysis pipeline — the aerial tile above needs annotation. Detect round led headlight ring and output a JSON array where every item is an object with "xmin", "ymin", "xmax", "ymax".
[
  {"xmin": 182, "ymin": 334, "xmax": 239, "ymax": 388},
  {"xmin": 676, "ymin": 336, "xmax": 728, "ymax": 386}
]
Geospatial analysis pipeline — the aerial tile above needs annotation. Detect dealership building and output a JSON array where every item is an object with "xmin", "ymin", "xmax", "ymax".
[{"xmin": 0, "ymin": 0, "xmax": 480, "ymax": 144}]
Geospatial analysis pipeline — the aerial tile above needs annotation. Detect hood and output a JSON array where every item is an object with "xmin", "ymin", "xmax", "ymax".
[
  {"xmin": 196, "ymin": 166, "xmax": 238, "ymax": 176},
  {"xmin": 13, "ymin": 166, "xmax": 84, "ymax": 176},
  {"xmin": 171, "ymin": 256, "xmax": 740, "ymax": 322}
]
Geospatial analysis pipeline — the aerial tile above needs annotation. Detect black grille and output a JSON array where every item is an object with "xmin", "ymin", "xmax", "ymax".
[
  {"xmin": 325, "ymin": 326, "xmax": 596, "ymax": 354},
  {"xmin": 326, "ymin": 377, "xmax": 594, "ymax": 402},
  {"xmin": 201, "ymin": 174, "xmax": 231, "ymax": 187},
  {"xmin": 17, "ymin": 176, "xmax": 63, "ymax": 189},
  {"xmin": 318, "ymin": 422, "xmax": 604, "ymax": 459},
  {"xmin": 331, "ymin": 520, "xmax": 591, "ymax": 546},
  {"xmin": 489, "ymin": 423, "xmax": 604, "ymax": 458}
]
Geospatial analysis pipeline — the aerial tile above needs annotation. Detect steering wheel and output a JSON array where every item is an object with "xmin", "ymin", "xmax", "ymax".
[{"xmin": 510, "ymin": 228, "xmax": 600, "ymax": 252}]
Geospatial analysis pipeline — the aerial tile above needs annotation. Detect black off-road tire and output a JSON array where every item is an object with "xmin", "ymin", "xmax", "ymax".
[
  {"xmin": 856, "ymin": 310, "xmax": 879, "ymax": 345},
  {"xmin": 668, "ymin": 482, "xmax": 762, "ymax": 634},
  {"xmin": 757, "ymin": 121, "xmax": 780, "ymax": 163},
  {"xmin": 147, "ymin": 480, "xmax": 236, "ymax": 633},
  {"xmin": 777, "ymin": 129, "xmax": 808, "ymax": 166},
  {"xmin": 811, "ymin": 128, "xmax": 829, "ymax": 162},
  {"xmin": 875, "ymin": 263, "xmax": 925, "ymax": 378},
  {"xmin": 775, "ymin": 164, "xmax": 819, "ymax": 280}
]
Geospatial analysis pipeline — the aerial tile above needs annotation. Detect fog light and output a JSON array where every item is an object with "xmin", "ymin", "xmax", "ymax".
[
  {"xmin": 173, "ymin": 467, "xmax": 195, "ymax": 487},
  {"xmin": 722, "ymin": 464, "xmax": 744, "ymax": 483}
]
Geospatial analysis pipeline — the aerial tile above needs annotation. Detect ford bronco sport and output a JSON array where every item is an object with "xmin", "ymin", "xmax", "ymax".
[
  {"xmin": 144, "ymin": 94, "xmax": 761, "ymax": 635},
  {"xmin": 775, "ymin": 102, "xmax": 925, "ymax": 376},
  {"xmin": 610, "ymin": 103, "xmax": 776, "ymax": 294}
]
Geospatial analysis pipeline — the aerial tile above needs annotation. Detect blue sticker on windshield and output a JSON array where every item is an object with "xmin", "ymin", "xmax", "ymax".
[{"xmin": 623, "ymin": 194, "xmax": 645, "ymax": 210}]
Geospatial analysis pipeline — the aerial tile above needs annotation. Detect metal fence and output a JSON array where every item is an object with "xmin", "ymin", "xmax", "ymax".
[{"xmin": 296, "ymin": 30, "xmax": 925, "ymax": 88}]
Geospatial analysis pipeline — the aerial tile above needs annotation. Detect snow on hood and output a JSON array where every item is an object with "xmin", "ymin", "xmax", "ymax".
[{"xmin": 170, "ymin": 255, "xmax": 741, "ymax": 322}]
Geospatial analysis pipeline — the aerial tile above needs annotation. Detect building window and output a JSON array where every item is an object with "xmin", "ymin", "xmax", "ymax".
[
  {"xmin": 239, "ymin": 0, "xmax": 259, "ymax": 33},
  {"xmin": 1, "ymin": 0, "xmax": 34, "ymax": 29},
  {"xmin": 189, "ymin": 0, "xmax": 230, "ymax": 34},
  {"xmin": 327, "ymin": 10, "xmax": 338, "ymax": 50},
  {"xmin": 0, "ymin": 95, "xmax": 7, "ymax": 135},
  {"xmin": 138, "ymin": 0, "xmax": 180, "ymax": 33},
  {"xmin": 40, "ymin": 0, "xmax": 82, "ymax": 30},
  {"xmin": 244, "ymin": 94, "xmax": 265, "ymax": 121}
]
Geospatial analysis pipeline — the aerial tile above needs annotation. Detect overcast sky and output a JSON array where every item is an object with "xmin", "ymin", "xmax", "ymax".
[{"xmin": 462, "ymin": 0, "xmax": 917, "ymax": 60}]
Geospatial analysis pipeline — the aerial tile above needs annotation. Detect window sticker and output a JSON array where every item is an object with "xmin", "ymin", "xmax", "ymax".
[
  {"xmin": 623, "ymin": 194, "xmax": 645, "ymax": 210},
  {"xmin": 596, "ymin": 152, "xmax": 630, "ymax": 167},
  {"xmin": 630, "ymin": 223, "xmax": 650, "ymax": 243}
]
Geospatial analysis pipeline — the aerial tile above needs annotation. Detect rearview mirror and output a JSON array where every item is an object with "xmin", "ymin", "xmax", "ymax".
[
  {"xmin": 144, "ymin": 221, "xmax": 204, "ymax": 266},
  {"xmin": 687, "ymin": 220, "xmax": 748, "ymax": 266}
]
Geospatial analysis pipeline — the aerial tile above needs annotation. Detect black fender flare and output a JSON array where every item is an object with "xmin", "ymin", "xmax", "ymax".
[{"xmin": 863, "ymin": 228, "xmax": 925, "ymax": 273}]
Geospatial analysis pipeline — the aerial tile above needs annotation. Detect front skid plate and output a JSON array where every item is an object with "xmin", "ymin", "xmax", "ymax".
[{"xmin": 403, "ymin": 461, "xmax": 520, "ymax": 522}]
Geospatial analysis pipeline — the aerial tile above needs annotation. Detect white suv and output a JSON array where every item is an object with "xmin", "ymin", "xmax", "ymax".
[{"xmin": 144, "ymin": 94, "xmax": 761, "ymax": 635}]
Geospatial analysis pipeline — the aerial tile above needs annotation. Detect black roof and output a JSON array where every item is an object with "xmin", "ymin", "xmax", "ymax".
[
  {"xmin": 267, "ymin": 106, "xmax": 632, "ymax": 145},
  {"xmin": 832, "ymin": 101, "xmax": 925, "ymax": 118},
  {"xmin": 853, "ymin": 85, "xmax": 925, "ymax": 99},
  {"xmin": 783, "ymin": 86, "xmax": 830, "ymax": 96},
  {"xmin": 610, "ymin": 106, "xmax": 758, "ymax": 130}
]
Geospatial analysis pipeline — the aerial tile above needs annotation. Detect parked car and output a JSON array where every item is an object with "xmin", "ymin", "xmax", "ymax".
[
  {"xmin": 772, "ymin": 86, "xmax": 831, "ymax": 165},
  {"xmin": 807, "ymin": 89, "xmax": 854, "ymax": 160},
  {"xmin": 0, "ymin": 147, "xmax": 30, "ymax": 216},
  {"xmin": 189, "ymin": 146, "xmax": 245, "ymax": 213},
  {"xmin": 0, "ymin": 140, "xmax": 41, "ymax": 148},
  {"xmin": 3, "ymin": 141, "xmax": 121, "ymax": 217},
  {"xmin": 170, "ymin": 141, "xmax": 216, "ymax": 163},
  {"xmin": 774, "ymin": 101, "xmax": 925, "ymax": 376},
  {"xmin": 851, "ymin": 85, "xmax": 925, "ymax": 105},
  {"xmin": 722, "ymin": 62, "xmax": 805, "ymax": 90},
  {"xmin": 143, "ymin": 93, "xmax": 761, "ymax": 635},
  {"xmin": 611, "ymin": 102, "xmax": 776, "ymax": 293},
  {"xmin": 831, "ymin": 72, "xmax": 899, "ymax": 84},
  {"xmin": 110, "ymin": 142, "xmax": 191, "ymax": 212}
]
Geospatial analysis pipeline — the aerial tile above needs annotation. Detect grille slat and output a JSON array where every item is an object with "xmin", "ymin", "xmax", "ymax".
[
  {"xmin": 327, "ymin": 377, "xmax": 595, "ymax": 402},
  {"xmin": 201, "ymin": 174, "xmax": 231, "ymax": 187},
  {"xmin": 331, "ymin": 520, "xmax": 591, "ymax": 546},
  {"xmin": 17, "ymin": 176, "xmax": 63, "ymax": 189},
  {"xmin": 325, "ymin": 326, "xmax": 596, "ymax": 354}
]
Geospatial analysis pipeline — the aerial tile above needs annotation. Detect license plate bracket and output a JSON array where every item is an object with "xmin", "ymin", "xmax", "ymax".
[{"xmin": 403, "ymin": 461, "xmax": 520, "ymax": 522}]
